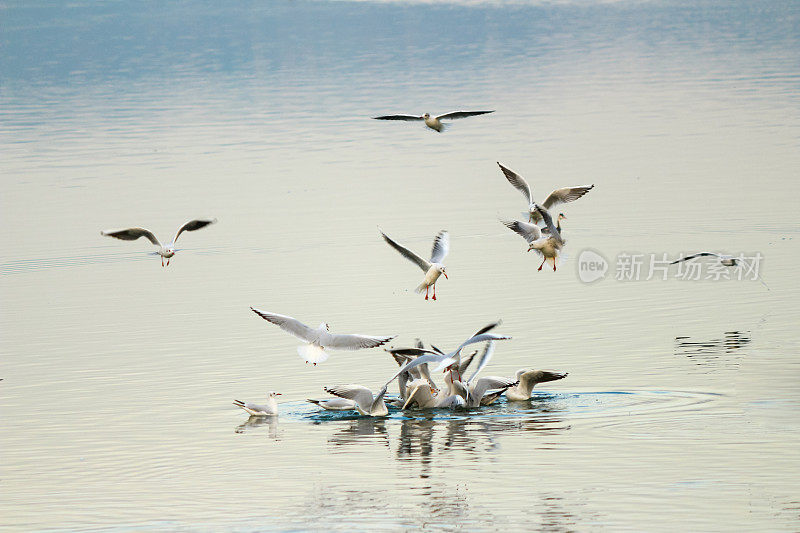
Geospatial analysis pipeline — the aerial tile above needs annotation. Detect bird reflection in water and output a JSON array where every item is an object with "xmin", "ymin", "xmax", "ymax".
[
  {"xmin": 326, "ymin": 417, "xmax": 389, "ymax": 448},
  {"xmin": 235, "ymin": 415, "xmax": 280, "ymax": 439},
  {"xmin": 675, "ymin": 331, "xmax": 751, "ymax": 370}
]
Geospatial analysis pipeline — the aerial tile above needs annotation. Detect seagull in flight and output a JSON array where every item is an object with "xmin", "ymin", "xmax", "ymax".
[
  {"xmin": 379, "ymin": 228, "xmax": 449, "ymax": 300},
  {"xmin": 505, "ymin": 370, "xmax": 568, "ymax": 401},
  {"xmin": 501, "ymin": 205, "xmax": 565, "ymax": 271},
  {"xmin": 373, "ymin": 110, "xmax": 494, "ymax": 132},
  {"xmin": 250, "ymin": 308, "xmax": 396, "ymax": 365},
  {"xmin": 101, "ymin": 218, "xmax": 217, "ymax": 266},
  {"xmin": 233, "ymin": 391, "xmax": 281, "ymax": 416},
  {"xmin": 497, "ymin": 162, "xmax": 593, "ymax": 224},
  {"xmin": 670, "ymin": 253, "xmax": 769, "ymax": 289}
]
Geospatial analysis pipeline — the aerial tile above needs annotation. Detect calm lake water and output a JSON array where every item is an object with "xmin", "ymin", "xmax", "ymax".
[{"xmin": 2, "ymin": 0, "xmax": 799, "ymax": 530}]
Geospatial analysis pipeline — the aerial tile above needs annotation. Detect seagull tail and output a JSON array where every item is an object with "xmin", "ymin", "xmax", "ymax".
[
  {"xmin": 298, "ymin": 344, "xmax": 329, "ymax": 365},
  {"xmin": 414, "ymin": 281, "xmax": 428, "ymax": 294}
]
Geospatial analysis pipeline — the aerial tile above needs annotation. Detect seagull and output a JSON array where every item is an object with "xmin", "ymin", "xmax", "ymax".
[
  {"xmin": 402, "ymin": 378, "xmax": 466, "ymax": 410},
  {"xmin": 379, "ymin": 228, "xmax": 449, "ymax": 300},
  {"xmin": 101, "ymin": 218, "xmax": 217, "ymax": 266},
  {"xmin": 464, "ymin": 376, "xmax": 519, "ymax": 407},
  {"xmin": 505, "ymin": 370, "xmax": 568, "ymax": 401},
  {"xmin": 670, "ymin": 253, "xmax": 769, "ymax": 289},
  {"xmin": 372, "ymin": 110, "xmax": 494, "ymax": 132},
  {"xmin": 306, "ymin": 398, "xmax": 357, "ymax": 411},
  {"xmin": 501, "ymin": 205, "xmax": 565, "ymax": 271},
  {"xmin": 497, "ymin": 162, "xmax": 593, "ymax": 224},
  {"xmin": 384, "ymin": 332, "xmax": 512, "ymax": 388},
  {"xmin": 250, "ymin": 308, "xmax": 396, "ymax": 365},
  {"xmin": 233, "ymin": 391, "xmax": 281, "ymax": 416},
  {"xmin": 324, "ymin": 385, "xmax": 389, "ymax": 417}
]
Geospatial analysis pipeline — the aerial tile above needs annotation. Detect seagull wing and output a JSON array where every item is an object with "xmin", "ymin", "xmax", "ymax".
[
  {"xmin": 434, "ymin": 333, "xmax": 512, "ymax": 372},
  {"xmin": 497, "ymin": 162, "xmax": 533, "ymax": 205},
  {"xmin": 670, "ymin": 252, "xmax": 720, "ymax": 265},
  {"xmin": 501, "ymin": 219, "xmax": 541, "ymax": 243},
  {"xmin": 385, "ymin": 352, "xmax": 442, "ymax": 387},
  {"xmin": 250, "ymin": 308, "xmax": 317, "ymax": 342},
  {"xmin": 171, "ymin": 218, "xmax": 217, "ymax": 244},
  {"xmin": 520, "ymin": 370, "xmax": 568, "ymax": 390},
  {"xmin": 542, "ymin": 185, "xmax": 594, "ymax": 210},
  {"xmin": 535, "ymin": 205, "xmax": 563, "ymax": 242},
  {"xmin": 372, "ymin": 114, "xmax": 424, "ymax": 121},
  {"xmin": 324, "ymin": 385, "xmax": 376, "ymax": 411},
  {"xmin": 436, "ymin": 110, "xmax": 494, "ymax": 120},
  {"xmin": 429, "ymin": 230, "xmax": 449, "ymax": 264},
  {"xmin": 467, "ymin": 341, "xmax": 496, "ymax": 383},
  {"xmin": 101, "ymin": 227, "xmax": 161, "ymax": 247},
  {"xmin": 379, "ymin": 229, "xmax": 431, "ymax": 272},
  {"xmin": 319, "ymin": 332, "xmax": 396, "ymax": 351}
]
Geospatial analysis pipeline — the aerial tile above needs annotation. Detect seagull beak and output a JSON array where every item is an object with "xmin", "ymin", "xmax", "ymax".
[{"xmin": 443, "ymin": 272, "xmax": 448, "ymax": 279}]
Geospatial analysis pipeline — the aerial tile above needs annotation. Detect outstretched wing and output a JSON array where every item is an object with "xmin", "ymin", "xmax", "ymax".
[
  {"xmin": 542, "ymin": 185, "xmax": 594, "ymax": 210},
  {"xmin": 172, "ymin": 218, "xmax": 217, "ymax": 244},
  {"xmin": 429, "ymin": 230, "xmax": 449, "ymax": 264},
  {"xmin": 379, "ymin": 229, "xmax": 431, "ymax": 272},
  {"xmin": 535, "ymin": 205, "xmax": 563, "ymax": 242},
  {"xmin": 497, "ymin": 162, "xmax": 532, "ymax": 205},
  {"xmin": 320, "ymin": 332, "xmax": 396, "ymax": 351},
  {"xmin": 520, "ymin": 370, "xmax": 568, "ymax": 390},
  {"xmin": 670, "ymin": 252, "xmax": 719, "ymax": 265},
  {"xmin": 250, "ymin": 308, "xmax": 317, "ymax": 342},
  {"xmin": 324, "ymin": 385, "xmax": 375, "ymax": 411},
  {"xmin": 101, "ymin": 227, "xmax": 161, "ymax": 247},
  {"xmin": 467, "ymin": 341, "xmax": 496, "ymax": 384},
  {"xmin": 372, "ymin": 114, "xmax": 424, "ymax": 121},
  {"xmin": 436, "ymin": 110, "xmax": 494, "ymax": 120},
  {"xmin": 501, "ymin": 219, "xmax": 541, "ymax": 243}
]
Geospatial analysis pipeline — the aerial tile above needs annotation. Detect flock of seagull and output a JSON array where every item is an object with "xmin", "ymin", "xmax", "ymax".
[{"xmin": 99, "ymin": 109, "xmax": 760, "ymax": 419}]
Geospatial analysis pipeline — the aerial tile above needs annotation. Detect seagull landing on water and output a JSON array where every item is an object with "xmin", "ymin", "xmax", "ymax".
[
  {"xmin": 671, "ymin": 253, "xmax": 769, "ymax": 289},
  {"xmin": 379, "ymin": 228, "xmax": 449, "ymax": 300},
  {"xmin": 250, "ymin": 308, "xmax": 396, "ymax": 365},
  {"xmin": 372, "ymin": 110, "xmax": 494, "ymax": 132},
  {"xmin": 101, "ymin": 218, "xmax": 217, "ymax": 267},
  {"xmin": 233, "ymin": 391, "xmax": 281, "ymax": 416},
  {"xmin": 505, "ymin": 370, "xmax": 568, "ymax": 401},
  {"xmin": 501, "ymin": 205, "xmax": 565, "ymax": 271},
  {"xmin": 497, "ymin": 162, "xmax": 593, "ymax": 224}
]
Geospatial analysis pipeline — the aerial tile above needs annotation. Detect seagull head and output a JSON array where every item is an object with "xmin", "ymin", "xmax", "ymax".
[
  {"xmin": 422, "ymin": 113, "xmax": 430, "ymax": 119},
  {"xmin": 438, "ymin": 265, "xmax": 448, "ymax": 279},
  {"xmin": 268, "ymin": 391, "xmax": 282, "ymax": 398}
]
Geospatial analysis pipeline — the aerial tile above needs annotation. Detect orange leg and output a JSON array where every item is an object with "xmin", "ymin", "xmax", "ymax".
[
  {"xmin": 538, "ymin": 257, "xmax": 545, "ymax": 271},
  {"xmin": 425, "ymin": 286, "xmax": 429, "ymax": 300},
  {"xmin": 432, "ymin": 284, "xmax": 437, "ymax": 301},
  {"xmin": 161, "ymin": 257, "xmax": 164, "ymax": 267}
]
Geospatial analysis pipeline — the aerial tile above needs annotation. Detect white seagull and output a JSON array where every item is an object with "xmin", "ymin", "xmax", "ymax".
[
  {"xmin": 380, "ymin": 228, "xmax": 449, "ymax": 300},
  {"xmin": 324, "ymin": 385, "xmax": 390, "ymax": 417},
  {"xmin": 497, "ymin": 162, "xmax": 593, "ymax": 224},
  {"xmin": 101, "ymin": 218, "xmax": 217, "ymax": 267},
  {"xmin": 372, "ymin": 110, "xmax": 494, "ymax": 132},
  {"xmin": 671, "ymin": 252, "xmax": 769, "ymax": 289},
  {"xmin": 505, "ymin": 370, "xmax": 568, "ymax": 401},
  {"xmin": 307, "ymin": 398, "xmax": 357, "ymax": 411},
  {"xmin": 250, "ymin": 308, "xmax": 396, "ymax": 365},
  {"xmin": 233, "ymin": 391, "xmax": 281, "ymax": 416},
  {"xmin": 501, "ymin": 205, "xmax": 565, "ymax": 271}
]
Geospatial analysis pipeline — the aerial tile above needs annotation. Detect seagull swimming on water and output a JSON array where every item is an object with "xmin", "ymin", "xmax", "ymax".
[
  {"xmin": 372, "ymin": 110, "xmax": 494, "ymax": 132},
  {"xmin": 233, "ymin": 391, "xmax": 281, "ymax": 416},
  {"xmin": 379, "ymin": 228, "xmax": 449, "ymax": 300},
  {"xmin": 497, "ymin": 162, "xmax": 593, "ymax": 224},
  {"xmin": 324, "ymin": 384, "xmax": 390, "ymax": 417},
  {"xmin": 501, "ymin": 205, "xmax": 565, "ymax": 271},
  {"xmin": 250, "ymin": 308, "xmax": 396, "ymax": 365},
  {"xmin": 101, "ymin": 218, "xmax": 217, "ymax": 266},
  {"xmin": 505, "ymin": 370, "xmax": 568, "ymax": 401}
]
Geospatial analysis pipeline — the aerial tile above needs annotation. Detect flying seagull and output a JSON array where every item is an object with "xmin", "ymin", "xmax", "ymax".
[
  {"xmin": 670, "ymin": 253, "xmax": 769, "ymax": 289},
  {"xmin": 101, "ymin": 218, "xmax": 217, "ymax": 266},
  {"xmin": 501, "ymin": 205, "xmax": 565, "ymax": 271},
  {"xmin": 373, "ymin": 110, "xmax": 494, "ymax": 132},
  {"xmin": 379, "ymin": 228, "xmax": 449, "ymax": 300},
  {"xmin": 250, "ymin": 308, "xmax": 396, "ymax": 365},
  {"xmin": 497, "ymin": 162, "xmax": 593, "ymax": 224}
]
